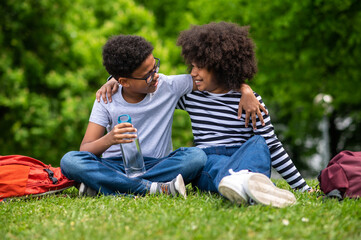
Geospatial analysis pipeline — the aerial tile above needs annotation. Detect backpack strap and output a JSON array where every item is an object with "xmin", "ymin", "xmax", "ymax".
[{"xmin": 44, "ymin": 169, "xmax": 58, "ymax": 184}]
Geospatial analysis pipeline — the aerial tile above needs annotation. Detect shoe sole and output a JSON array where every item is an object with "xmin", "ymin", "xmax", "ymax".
[
  {"xmin": 78, "ymin": 183, "xmax": 97, "ymax": 197},
  {"xmin": 246, "ymin": 174, "xmax": 296, "ymax": 208},
  {"xmin": 175, "ymin": 174, "xmax": 187, "ymax": 199},
  {"xmin": 218, "ymin": 178, "xmax": 248, "ymax": 205}
]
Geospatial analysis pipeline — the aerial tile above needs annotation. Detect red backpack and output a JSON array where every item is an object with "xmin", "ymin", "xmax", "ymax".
[
  {"xmin": 318, "ymin": 151, "xmax": 361, "ymax": 199},
  {"xmin": 0, "ymin": 155, "xmax": 76, "ymax": 201}
]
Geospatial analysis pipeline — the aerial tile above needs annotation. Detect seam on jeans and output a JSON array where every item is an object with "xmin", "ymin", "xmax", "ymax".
[
  {"xmin": 202, "ymin": 145, "xmax": 242, "ymax": 155},
  {"xmin": 202, "ymin": 170, "xmax": 212, "ymax": 178},
  {"xmin": 201, "ymin": 170, "xmax": 214, "ymax": 184},
  {"xmin": 78, "ymin": 151, "xmax": 100, "ymax": 161},
  {"xmin": 200, "ymin": 170, "xmax": 217, "ymax": 191},
  {"xmin": 170, "ymin": 148, "xmax": 184, "ymax": 155}
]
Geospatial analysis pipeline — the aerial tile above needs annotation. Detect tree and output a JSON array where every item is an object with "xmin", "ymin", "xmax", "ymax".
[
  {"xmin": 2, "ymin": 0, "xmax": 360, "ymax": 171},
  {"xmin": 247, "ymin": 0, "xmax": 361, "ymax": 168},
  {"xmin": 182, "ymin": 0, "xmax": 361, "ymax": 169},
  {"xmin": 0, "ymin": 0, "xmax": 163, "ymax": 165}
]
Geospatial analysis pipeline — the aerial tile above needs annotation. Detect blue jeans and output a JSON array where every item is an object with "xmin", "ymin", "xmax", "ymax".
[
  {"xmin": 60, "ymin": 147, "xmax": 206, "ymax": 196},
  {"xmin": 193, "ymin": 135, "xmax": 271, "ymax": 193}
]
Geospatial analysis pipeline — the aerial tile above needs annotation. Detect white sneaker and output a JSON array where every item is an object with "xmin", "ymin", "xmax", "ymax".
[
  {"xmin": 173, "ymin": 174, "xmax": 187, "ymax": 199},
  {"xmin": 243, "ymin": 172, "xmax": 296, "ymax": 208},
  {"xmin": 218, "ymin": 170, "xmax": 249, "ymax": 205},
  {"xmin": 219, "ymin": 169, "xmax": 296, "ymax": 208}
]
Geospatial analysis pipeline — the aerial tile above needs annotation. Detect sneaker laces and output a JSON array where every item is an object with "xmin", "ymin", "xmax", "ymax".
[{"xmin": 228, "ymin": 169, "xmax": 249, "ymax": 175}]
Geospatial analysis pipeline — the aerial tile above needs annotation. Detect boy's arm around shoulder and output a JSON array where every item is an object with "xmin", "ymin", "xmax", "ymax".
[
  {"xmin": 96, "ymin": 78, "xmax": 119, "ymax": 104},
  {"xmin": 168, "ymin": 74, "xmax": 193, "ymax": 97}
]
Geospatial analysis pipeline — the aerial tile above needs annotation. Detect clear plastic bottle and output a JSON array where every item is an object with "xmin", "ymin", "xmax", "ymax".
[{"xmin": 118, "ymin": 114, "xmax": 146, "ymax": 178}]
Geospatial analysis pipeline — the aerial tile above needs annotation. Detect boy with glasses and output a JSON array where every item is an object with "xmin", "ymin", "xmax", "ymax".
[{"xmin": 60, "ymin": 35, "xmax": 208, "ymax": 198}]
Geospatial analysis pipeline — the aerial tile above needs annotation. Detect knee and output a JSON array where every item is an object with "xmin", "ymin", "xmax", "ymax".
[
  {"xmin": 251, "ymin": 135, "xmax": 266, "ymax": 144},
  {"xmin": 60, "ymin": 151, "xmax": 88, "ymax": 174},
  {"xmin": 60, "ymin": 151, "xmax": 76, "ymax": 169},
  {"xmin": 250, "ymin": 135, "xmax": 268, "ymax": 148},
  {"xmin": 184, "ymin": 147, "xmax": 207, "ymax": 169}
]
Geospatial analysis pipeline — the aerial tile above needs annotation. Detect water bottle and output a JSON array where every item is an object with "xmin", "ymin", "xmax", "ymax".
[{"xmin": 118, "ymin": 114, "xmax": 146, "ymax": 178}]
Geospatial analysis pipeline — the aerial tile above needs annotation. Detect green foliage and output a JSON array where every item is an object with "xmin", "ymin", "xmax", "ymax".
[
  {"xmin": 1, "ymin": 0, "xmax": 360, "ymax": 170},
  {"xmin": 172, "ymin": 110, "xmax": 193, "ymax": 150},
  {"xmin": 0, "ymin": 0, "xmax": 161, "ymax": 165},
  {"xmin": 248, "ymin": 0, "xmax": 361, "ymax": 161},
  {"xmin": 1, "ymin": 179, "xmax": 361, "ymax": 239}
]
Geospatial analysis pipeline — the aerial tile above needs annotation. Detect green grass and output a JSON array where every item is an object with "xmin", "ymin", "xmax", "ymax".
[{"xmin": 1, "ymin": 179, "xmax": 361, "ymax": 240}]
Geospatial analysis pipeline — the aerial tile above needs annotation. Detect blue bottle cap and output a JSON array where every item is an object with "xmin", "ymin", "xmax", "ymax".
[{"xmin": 118, "ymin": 114, "xmax": 132, "ymax": 124}]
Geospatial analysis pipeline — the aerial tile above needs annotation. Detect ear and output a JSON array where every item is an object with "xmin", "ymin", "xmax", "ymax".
[{"xmin": 118, "ymin": 78, "xmax": 130, "ymax": 87}]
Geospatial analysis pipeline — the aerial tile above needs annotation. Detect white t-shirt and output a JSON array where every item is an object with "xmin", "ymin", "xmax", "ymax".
[{"xmin": 89, "ymin": 74, "xmax": 193, "ymax": 158}]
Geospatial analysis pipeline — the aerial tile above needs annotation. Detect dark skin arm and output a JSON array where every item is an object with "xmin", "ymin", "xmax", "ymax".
[{"xmin": 80, "ymin": 121, "xmax": 136, "ymax": 156}]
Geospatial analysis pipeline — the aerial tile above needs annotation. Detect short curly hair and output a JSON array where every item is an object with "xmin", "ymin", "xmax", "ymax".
[
  {"xmin": 177, "ymin": 22, "xmax": 257, "ymax": 90},
  {"xmin": 102, "ymin": 35, "xmax": 154, "ymax": 79}
]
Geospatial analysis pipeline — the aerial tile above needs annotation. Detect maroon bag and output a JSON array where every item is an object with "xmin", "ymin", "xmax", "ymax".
[{"xmin": 318, "ymin": 151, "xmax": 361, "ymax": 199}]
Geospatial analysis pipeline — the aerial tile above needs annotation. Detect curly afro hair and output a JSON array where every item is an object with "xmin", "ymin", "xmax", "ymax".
[
  {"xmin": 177, "ymin": 22, "xmax": 257, "ymax": 90},
  {"xmin": 102, "ymin": 35, "xmax": 154, "ymax": 79}
]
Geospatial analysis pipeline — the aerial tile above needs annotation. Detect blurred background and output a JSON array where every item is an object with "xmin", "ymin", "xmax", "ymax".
[{"xmin": 1, "ymin": 0, "xmax": 360, "ymax": 176}]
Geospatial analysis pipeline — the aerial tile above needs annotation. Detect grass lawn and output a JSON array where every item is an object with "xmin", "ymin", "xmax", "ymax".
[{"xmin": 1, "ymin": 179, "xmax": 360, "ymax": 240}]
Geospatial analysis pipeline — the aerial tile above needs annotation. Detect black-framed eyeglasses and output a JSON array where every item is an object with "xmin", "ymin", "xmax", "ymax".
[{"xmin": 125, "ymin": 57, "xmax": 160, "ymax": 84}]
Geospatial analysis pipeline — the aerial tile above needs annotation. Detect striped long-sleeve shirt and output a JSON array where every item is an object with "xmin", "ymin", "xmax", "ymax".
[{"xmin": 176, "ymin": 90, "xmax": 310, "ymax": 191}]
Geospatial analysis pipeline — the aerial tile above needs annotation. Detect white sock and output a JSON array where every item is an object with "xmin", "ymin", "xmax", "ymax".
[{"xmin": 150, "ymin": 182, "xmax": 158, "ymax": 194}]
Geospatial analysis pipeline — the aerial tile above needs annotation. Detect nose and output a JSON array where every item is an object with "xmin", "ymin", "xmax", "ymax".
[{"xmin": 190, "ymin": 67, "xmax": 198, "ymax": 77}]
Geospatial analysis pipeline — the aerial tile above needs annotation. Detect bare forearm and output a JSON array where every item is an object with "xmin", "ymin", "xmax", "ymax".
[{"xmin": 80, "ymin": 134, "xmax": 113, "ymax": 156}]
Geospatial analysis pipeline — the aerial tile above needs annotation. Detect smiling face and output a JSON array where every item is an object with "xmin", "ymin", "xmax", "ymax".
[
  {"xmin": 190, "ymin": 63, "xmax": 228, "ymax": 94},
  {"xmin": 119, "ymin": 54, "xmax": 160, "ymax": 103}
]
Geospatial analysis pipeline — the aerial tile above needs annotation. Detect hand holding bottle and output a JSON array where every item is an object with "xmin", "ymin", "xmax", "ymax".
[{"xmin": 107, "ymin": 122, "xmax": 137, "ymax": 145}]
